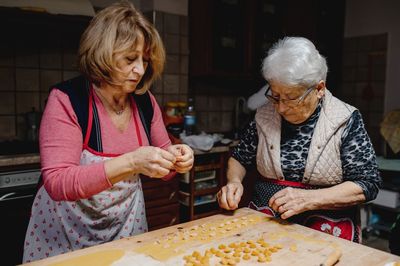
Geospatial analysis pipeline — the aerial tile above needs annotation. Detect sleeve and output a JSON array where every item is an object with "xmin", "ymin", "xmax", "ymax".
[
  {"xmin": 231, "ymin": 120, "xmax": 258, "ymax": 169},
  {"xmin": 340, "ymin": 110, "xmax": 382, "ymax": 202},
  {"xmin": 148, "ymin": 92, "xmax": 171, "ymax": 149},
  {"xmin": 40, "ymin": 89, "xmax": 112, "ymax": 201}
]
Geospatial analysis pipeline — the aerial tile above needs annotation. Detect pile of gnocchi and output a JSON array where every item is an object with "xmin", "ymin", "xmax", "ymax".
[{"xmin": 183, "ymin": 238, "xmax": 284, "ymax": 266}]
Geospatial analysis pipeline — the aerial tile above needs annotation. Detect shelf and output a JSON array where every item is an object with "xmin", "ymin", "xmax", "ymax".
[
  {"xmin": 194, "ymin": 187, "xmax": 219, "ymax": 197},
  {"xmin": 194, "ymin": 163, "xmax": 222, "ymax": 172}
]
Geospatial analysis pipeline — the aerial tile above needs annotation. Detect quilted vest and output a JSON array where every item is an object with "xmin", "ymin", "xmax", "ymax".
[{"xmin": 255, "ymin": 89, "xmax": 357, "ymax": 186}]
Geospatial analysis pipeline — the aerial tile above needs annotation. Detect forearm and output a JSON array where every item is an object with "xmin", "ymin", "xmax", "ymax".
[
  {"xmin": 226, "ymin": 157, "xmax": 247, "ymax": 184},
  {"xmin": 104, "ymin": 153, "xmax": 139, "ymax": 184},
  {"xmin": 312, "ymin": 181, "xmax": 366, "ymax": 210}
]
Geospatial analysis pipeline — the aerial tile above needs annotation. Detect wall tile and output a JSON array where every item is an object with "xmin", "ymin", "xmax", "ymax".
[
  {"xmin": 222, "ymin": 96, "xmax": 235, "ymax": 111},
  {"xmin": 163, "ymin": 74, "xmax": 180, "ymax": 94},
  {"xmin": 154, "ymin": 11, "xmax": 164, "ymax": 35},
  {"xmin": 180, "ymin": 16, "xmax": 188, "ymax": 36},
  {"xmin": 163, "ymin": 94, "xmax": 180, "ymax": 105},
  {"xmin": 180, "ymin": 55, "xmax": 188, "ymax": 74},
  {"xmin": 164, "ymin": 34, "xmax": 180, "ymax": 54},
  {"xmin": 357, "ymin": 36, "xmax": 372, "ymax": 51},
  {"xmin": 0, "ymin": 68, "xmax": 15, "ymax": 91},
  {"xmin": 180, "ymin": 36, "xmax": 189, "ymax": 55},
  {"xmin": 207, "ymin": 112, "xmax": 222, "ymax": 132},
  {"xmin": 342, "ymin": 52, "xmax": 357, "ymax": 67},
  {"xmin": 154, "ymin": 94, "xmax": 163, "ymax": 107},
  {"xmin": 15, "ymin": 47, "xmax": 39, "ymax": 68},
  {"xmin": 164, "ymin": 13, "xmax": 180, "ymax": 34},
  {"xmin": 165, "ymin": 55, "xmax": 180, "ymax": 74},
  {"xmin": 40, "ymin": 48, "xmax": 62, "ymax": 69},
  {"xmin": 357, "ymin": 53, "xmax": 368, "ymax": 67},
  {"xmin": 63, "ymin": 71, "xmax": 80, "ymax": 81},
  {"xmin": 16, "ymin": 69, "xmax": 39, "ymax": 91},
  {"xmin": 179, "ymin": 75, "xmax": 188, "ymax": 94},
  {"xmin": 0, "ymin": 45, "xmax": 14, "ymax": 66},
  {"xmin": 40, "ymin": 70, "xmax": 62, "ymax": 92},
  {"xmin": 371, "ymin": 66, "xmax": 386, "ymax": 81},
  {"xmin": 151, "ymin": 77, "xmax": 163, "ymax": 94},
  {"xmin": 63, "ymin": 49, "xmax": 78, "ymax": 70},
  {"xmin": 0, "ymin": 92, "xmax": 15, "ymax": 114},
  {"xmin": 208, "ymin": 96, "xmax": 222, "ymax": 111},
  {"xmin": 16, "ymin": 92, "xmax": 40, "ymax": 114},
  {"xmin": 221, "ymin": 112, "xmax": 233, "ymax": 132},
  {"xmin": 194, "ymin": 95, "xmax": 208, "ymax": 111},
  {"xmin": 196, "ymin": 111, "xmax": 208, "ymax": 132},
  {"xmin": 343, "ymin": 38, "xmax": 357, "ymax": 52},
  {"xmin": 372, "ymin": 34, "xmax": 387, "ymax": 50},
  {"xmin": 40, "ymin": 92, "xmax": 50, "ymax": 111},
  {"xmin": 356, "ymin": 67, "xmax": 368, "ymax": 81},
  {"xmin": 0, "ymin": 116, "xmax": 16, "ymax": 139}
]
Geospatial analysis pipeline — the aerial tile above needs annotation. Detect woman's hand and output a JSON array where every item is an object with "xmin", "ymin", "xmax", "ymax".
[
  {"xmin": 167, "ymin": 144, "xmax": 194, "ymax": 173},
  {"xmin": 217, "ymin": 182, "xmax": 243, "ymax": 210},
  {"xmin": 269, "ymin": 187, "xmax": 319, "ymax": 219},
  {"xmin": 130, "ymin": 146, "xmax": 176, "ymax": 178}
]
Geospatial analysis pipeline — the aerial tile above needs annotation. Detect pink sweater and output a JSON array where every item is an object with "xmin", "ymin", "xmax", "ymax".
[{"xmin": 40, "ymin": 88, "xmax": 171, "ymax": 201}]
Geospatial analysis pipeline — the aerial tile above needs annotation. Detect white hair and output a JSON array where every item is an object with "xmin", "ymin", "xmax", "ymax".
[{"xmin": 261, "ymin": 37, "xmax": 328, "ymax": 87}]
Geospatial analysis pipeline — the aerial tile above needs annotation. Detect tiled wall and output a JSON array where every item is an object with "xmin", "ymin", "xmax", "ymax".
[
  {"xmin": 144, "ymin": 11, "xmax": 189, "ymax": 108},
  {"xmin": 338, "ymin": 33, "xmax": 387, "ymax": 154},
  {"xmin": 0, "ymin": 21, "xmax": 81, "ymax": 141},
  {"xmin": 0, "ymin": 10, "xmax": 189, "ymax": 141}
]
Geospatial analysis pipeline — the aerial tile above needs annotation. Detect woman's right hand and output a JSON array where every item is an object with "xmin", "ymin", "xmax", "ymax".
[
  {"xmin": 217, "ymin": 181, "xmax": 243, "ymax": 210},
  {"xmin": 129, "ymin": 146, "xmax": 176, "ymax": 178}
]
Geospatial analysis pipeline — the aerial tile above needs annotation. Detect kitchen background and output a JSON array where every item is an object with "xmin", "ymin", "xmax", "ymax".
[{"xmin": 0, "ymin": 0, "xmax": 399, "ymax": 264}]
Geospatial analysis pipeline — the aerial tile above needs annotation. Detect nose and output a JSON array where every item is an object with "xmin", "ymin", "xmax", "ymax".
[
  {"xmin": 276, "ymin": 101, "xmax": 289, "ymax": 114},
  {"xmin": 133, "ymin": 59, "xmax": 146, "ymax": 76}
]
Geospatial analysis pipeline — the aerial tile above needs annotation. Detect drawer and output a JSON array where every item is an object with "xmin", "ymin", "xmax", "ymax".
[
  {"xmin": 142, "ymin": 177, "xmax": 179, "ymax": 208},
  {"xmin": 146, "ymin": 203, "xmax": 180, "ymax": 231}
]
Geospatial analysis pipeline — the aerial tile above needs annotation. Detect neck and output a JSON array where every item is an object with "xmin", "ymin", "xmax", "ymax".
[{"xmin": 94, "ymin": 84, "xmax": 130, "ymax": 115}]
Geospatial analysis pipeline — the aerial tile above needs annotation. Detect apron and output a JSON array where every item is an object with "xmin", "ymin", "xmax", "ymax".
[
  {"xmin": 23, "ymin": 92, "xmax": 147, "ymax": 263},
  {"xmin": 249, "ymin": 178, "xmax": 361, "ymax": 243}
]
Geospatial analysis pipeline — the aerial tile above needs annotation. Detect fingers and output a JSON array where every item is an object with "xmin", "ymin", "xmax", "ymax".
[
  {"xmin": 168, "ymin": 144, "xmax": 194, "ymax": 173},
  {"xmin": 217, "ymin": 183, "xmax": 242, "ymax": 210}
]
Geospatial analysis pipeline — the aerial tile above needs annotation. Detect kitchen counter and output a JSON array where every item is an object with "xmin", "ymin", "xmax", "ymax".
[
  {"xmin": 0, "ymin": 153, "xmax": 40, "ymax": 168},
  {"xmin": 22, "ymin": 208, "xmax": 400, "ymax": 266}
]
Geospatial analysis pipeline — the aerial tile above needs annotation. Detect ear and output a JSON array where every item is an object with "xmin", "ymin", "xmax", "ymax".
[{"xmin": 316, "ymin": 80, "xmax": 326, "ymax": 99}]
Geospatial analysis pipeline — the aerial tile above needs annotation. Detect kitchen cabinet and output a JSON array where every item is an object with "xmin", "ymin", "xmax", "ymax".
[
  {"xmin": 189, "ymin": 0, "xmax": 345, "ymax": 91},
  {"xmin": 179, "ymin": 147, "xmax": 229, "ymax": 221},
  {"xmin": 364, "ymin": 157, "xmax": 400, "ymax": 237},
  {"xmin": 141, "ymin": 176, "xmax": 180, "ymax": 231}
]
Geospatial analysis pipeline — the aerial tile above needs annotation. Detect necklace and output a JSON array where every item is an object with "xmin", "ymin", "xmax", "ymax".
[{"xmin": 95, "ymin": 89, "xmax": 127, "ymax": 115}]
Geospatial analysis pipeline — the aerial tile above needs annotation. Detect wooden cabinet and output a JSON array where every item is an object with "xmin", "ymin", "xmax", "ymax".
[
  {"xmin": 189, "ymin": 0, "xmax": 345, "ymax": 91},
  {"xmin": 179, "ymin": 148, "xmax": 229, "ymax": 221},
  {"xmin": 142, "ymin": 176, "xmax": 180, "ymax": 231}
]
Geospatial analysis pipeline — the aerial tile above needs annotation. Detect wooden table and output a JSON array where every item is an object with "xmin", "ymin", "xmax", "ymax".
[{"xmin": 22, "ymin": 208, "xmax": 400, "ymax": 266}]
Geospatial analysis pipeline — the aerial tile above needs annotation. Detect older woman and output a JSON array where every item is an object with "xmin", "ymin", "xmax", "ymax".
[
  {"xmin": 23, "ymin": 1, "xmax": 193, "ymax": 262},
  {"xmin": 217, "ymin": 37, "xmax": 381, "ymax": 243}
]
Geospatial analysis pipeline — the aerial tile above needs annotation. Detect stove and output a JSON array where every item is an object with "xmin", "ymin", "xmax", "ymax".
[{"xmin": 0, "ymin": 169, "xmax": 41, "ymax": 265}]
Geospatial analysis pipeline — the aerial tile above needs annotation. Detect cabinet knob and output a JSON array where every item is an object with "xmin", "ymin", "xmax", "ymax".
[
  {"xmin": 169, "ymin": 217, "xmax": 177, "ymax": 225},
  {"xmin": 169, "ymin": 191, "xmax": 176, "ymax": 200}
]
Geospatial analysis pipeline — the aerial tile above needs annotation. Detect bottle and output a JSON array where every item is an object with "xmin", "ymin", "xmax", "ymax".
[{"xmin": 184, "ymin": 97, "xmax": 196, "ymax": 136}]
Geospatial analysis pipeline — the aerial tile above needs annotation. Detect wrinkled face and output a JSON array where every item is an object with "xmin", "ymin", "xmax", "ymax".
[
  {"xmin": 113, "ymin": 34, "xmax": 149, "ymax": 94},
  {"xmin": 268, "ymin": 80, "xmax": 324, "ymax": 124}
]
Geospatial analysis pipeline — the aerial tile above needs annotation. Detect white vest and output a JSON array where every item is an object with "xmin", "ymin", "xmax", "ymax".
[{"xmin": 255, "ymin": 90, "xmax": 356, "ymax": 186}]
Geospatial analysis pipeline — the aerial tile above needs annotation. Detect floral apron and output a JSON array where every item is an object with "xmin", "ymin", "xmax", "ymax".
[
  {"xmin": 23, "ymin": 92, "xmax": 147, "ymax": 263},
  {"xmin": 249, "ymin": 178, "xmax": 361, "ymax": 243}
]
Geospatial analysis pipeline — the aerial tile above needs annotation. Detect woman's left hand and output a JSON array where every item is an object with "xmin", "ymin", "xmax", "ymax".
[
  {"xmin": 269, "ymin": 187, "xmax": 319, "ymax": 219},
  {"xmin": 167, "ymin": 144, "xmax": 194, "ymax": 173}
]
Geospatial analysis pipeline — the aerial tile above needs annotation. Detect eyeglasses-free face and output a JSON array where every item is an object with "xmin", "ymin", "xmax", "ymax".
[{"xmin": 264, "ymin": 84, "xmax": 315, "ymax": 108}]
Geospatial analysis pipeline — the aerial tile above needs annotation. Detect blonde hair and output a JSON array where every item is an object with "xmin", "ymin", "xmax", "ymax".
[{"xmin": 78, "ymin": 0, "xmax": 165, "ymax": 94}]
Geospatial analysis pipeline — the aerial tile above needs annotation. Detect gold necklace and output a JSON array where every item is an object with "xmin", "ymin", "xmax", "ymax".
[{"xmin": 95, "ymin": 89, "xmax": 127, "ymax": 115}]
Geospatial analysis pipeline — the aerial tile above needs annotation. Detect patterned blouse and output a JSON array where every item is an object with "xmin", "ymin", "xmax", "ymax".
[{"xmin": 232, "ymin": 102, "xmax": 382, "ymax": 202}]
